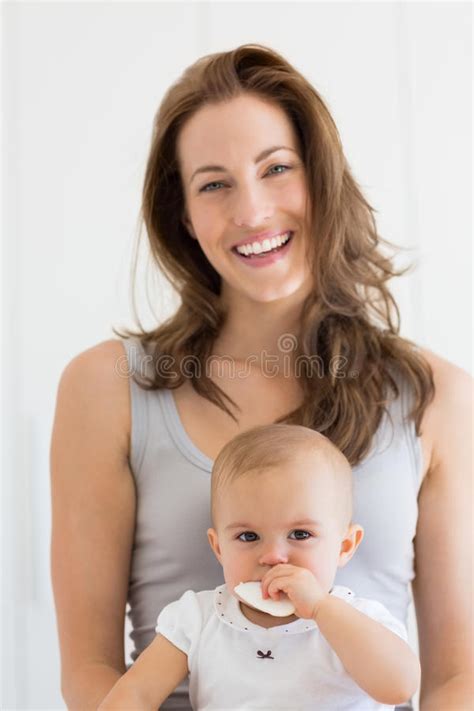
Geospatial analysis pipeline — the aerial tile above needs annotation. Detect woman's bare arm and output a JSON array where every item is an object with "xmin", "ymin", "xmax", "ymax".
[
  {"xmin": 50, "ymin": 339, "xmax": 136, "ymax": 710},
  {"xmin": 413, "ymin": 350, "xmax": 473, "ymax": 710}
]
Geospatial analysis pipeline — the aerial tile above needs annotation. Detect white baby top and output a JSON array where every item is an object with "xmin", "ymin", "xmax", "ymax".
[{"xmin": 156, "ymin": 584, "xmax": 408, "ymax": 711}]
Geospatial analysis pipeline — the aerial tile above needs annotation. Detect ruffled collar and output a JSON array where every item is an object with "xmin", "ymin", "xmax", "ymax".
[{"xmin": 213, "ymin": 583, "xmax": 356, "ymax": 635}]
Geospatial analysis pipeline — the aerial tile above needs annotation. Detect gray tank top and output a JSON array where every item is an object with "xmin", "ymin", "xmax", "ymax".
[{"xmin": 122, "ymin": 337, "xmax": 422, "ymax": 709}]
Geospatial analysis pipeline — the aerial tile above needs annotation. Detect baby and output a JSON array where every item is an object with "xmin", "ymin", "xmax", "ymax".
[{"xmin": 99, "ymin": 424, "xmax": 420, "ymax": 710}]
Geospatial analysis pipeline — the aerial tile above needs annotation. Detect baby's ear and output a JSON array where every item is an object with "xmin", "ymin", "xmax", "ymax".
[
  {"xmin": 207, "ymin": 528, "xmax": 222, "ymax": 564},
  {"xmin": 337, "ymin": 524, "xmax": 364, "ymax": 568}
]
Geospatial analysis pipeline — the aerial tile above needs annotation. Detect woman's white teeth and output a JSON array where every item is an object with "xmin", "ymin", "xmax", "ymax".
[{"xmin": 236, "ymin": 231, "xmax": 292, "ymax": 257}]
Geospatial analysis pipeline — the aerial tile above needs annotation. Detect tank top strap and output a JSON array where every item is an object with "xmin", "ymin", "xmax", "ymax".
[
  {"xmin": 121, "ymin": 336, "xmax": 152, "ymax": 478},
  {"xmin": 389, "ymin": 369, "xmax": 424, "ymax": 493}
]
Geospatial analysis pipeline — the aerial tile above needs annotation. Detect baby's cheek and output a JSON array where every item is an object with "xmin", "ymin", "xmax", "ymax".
[
  {"xmin": 223, "ymin": 558, "xmax": 248, "ymax": 588},
  {"xmin": 305, "ymin": 556, "xmax": 336, "ymax": 588}
]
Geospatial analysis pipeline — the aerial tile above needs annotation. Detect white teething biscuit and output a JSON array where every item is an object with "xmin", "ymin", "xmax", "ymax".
[{"xmin": 234, "ymin": 581, "xmax": 296, "ymax": 617}]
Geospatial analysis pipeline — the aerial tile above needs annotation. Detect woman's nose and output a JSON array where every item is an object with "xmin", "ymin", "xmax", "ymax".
[{"xmin": 231, "ymin": 184, "xmax": 273, "ymax": 228}]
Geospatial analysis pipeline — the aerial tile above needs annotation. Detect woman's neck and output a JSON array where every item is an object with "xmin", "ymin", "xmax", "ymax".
[{"xmin": 213, "ymin": 285, "xmax": 309, "ymax": 364}]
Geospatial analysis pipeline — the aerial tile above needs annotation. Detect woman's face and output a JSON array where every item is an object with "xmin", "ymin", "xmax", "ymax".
[{"xmin": 177, "ymin": 94, "xmax": 313, "ymax": 304}]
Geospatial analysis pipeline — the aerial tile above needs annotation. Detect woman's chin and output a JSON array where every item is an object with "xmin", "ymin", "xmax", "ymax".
[{"xmin": 232, "ymin": 278, "xmax": 311, "ymax": 305}]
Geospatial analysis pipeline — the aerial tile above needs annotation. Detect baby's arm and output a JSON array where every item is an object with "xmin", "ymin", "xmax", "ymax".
[
  {"xmin": 97, "ymin": 634, "xmax": 188, "ymax": 711},
  {"xmin": 261, "ymin": 564, "xmax": 420, "ymax": 706},
  {"xmin": 314, "ymin": 595, "xmax": 420, "ymax": 706}
]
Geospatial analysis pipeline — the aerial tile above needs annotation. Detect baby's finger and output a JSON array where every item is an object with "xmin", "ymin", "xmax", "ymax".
[
  {"xmin": 260, "ymin": 574, "xmax": 273, "ymax": 599},
  {"xmin": 261, "ymin": 570, "xmax": 285, "ymax": 598},
  {"xmin": 261, "ymin": 564, "xmax": 294, "ymax": 598},
  {"xmin": 260, "ymin": 569, "xmax": 280, "ymax": 598},
  {"xmin": 267, "ymin": 575, "xmax": 293, "ymax": 600}
]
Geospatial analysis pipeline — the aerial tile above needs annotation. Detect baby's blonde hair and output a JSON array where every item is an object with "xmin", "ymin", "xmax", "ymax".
[{"xmin": 210, "ymin": 423, "xmax": 353, "ymax": 529}]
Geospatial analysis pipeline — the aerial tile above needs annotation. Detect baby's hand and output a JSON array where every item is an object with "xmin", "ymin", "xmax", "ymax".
[{"xmin": 260, "ymin": 564, "xmax": 328, "ymax": 620}]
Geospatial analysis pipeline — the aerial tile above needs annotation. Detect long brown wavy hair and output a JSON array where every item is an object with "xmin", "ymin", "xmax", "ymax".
[{"xmin": 115, "ymin": 43, "xmax": 434, "ymax": 466}]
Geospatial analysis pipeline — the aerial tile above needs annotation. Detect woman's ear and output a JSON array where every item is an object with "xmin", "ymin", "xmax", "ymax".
[
  {"xmin": 207, "ymin": 528, "xmax": 222, "ymax": 564},
  {"xmin": 182, "ymin": 212, "xmax": 197, "ymax": 239},
  {"xmin": 337, "ymin": 523, "xmax": 364, "ymax": 568}
]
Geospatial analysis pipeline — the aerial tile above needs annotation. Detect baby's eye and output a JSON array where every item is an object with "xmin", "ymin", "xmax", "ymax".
[
  {"xmin": 237, "ymin": 531, "xmax": 259, "ymax": 542},
  {"xmin": 289, "ymin": 530, "xmax": 312, "ymax": 540}
]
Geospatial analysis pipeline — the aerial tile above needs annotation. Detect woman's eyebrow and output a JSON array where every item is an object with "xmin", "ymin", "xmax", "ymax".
[{"xmin": 189, "ymin": 145, "xmax": 298, "ymax": 184}]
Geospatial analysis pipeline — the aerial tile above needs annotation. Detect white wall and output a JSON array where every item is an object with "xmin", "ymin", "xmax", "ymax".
[{"xmin": 1, "ymin": 2, "xmax": 471, "ymax": 708}]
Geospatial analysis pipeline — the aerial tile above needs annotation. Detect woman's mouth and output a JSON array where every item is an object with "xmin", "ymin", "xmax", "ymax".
[{"xmin": 231, "ymin": 231, "xmax": 294, "ymax": 268}]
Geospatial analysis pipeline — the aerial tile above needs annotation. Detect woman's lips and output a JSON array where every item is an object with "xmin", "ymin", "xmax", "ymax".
[{"xmin": 232, "ymin": 231, "xmax": 294, "ymax": 268}]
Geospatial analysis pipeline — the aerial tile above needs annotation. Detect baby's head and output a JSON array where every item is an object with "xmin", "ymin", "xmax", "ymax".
[{"xmin": 207, "ymin": 424, "xmax": 364, "ymax": 597}]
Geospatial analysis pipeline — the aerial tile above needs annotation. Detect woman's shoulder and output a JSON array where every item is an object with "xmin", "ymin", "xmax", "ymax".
[
  {"xmin": 417, "ymin": 347, "xmax": 472, "ymax": 474},
  {"xmin": 62, "ymin": 337, "xmax": 128, "ymax": 376},
  {"xmin": 419, "ymin": 346, "xmax": 472, "ymax": 414},
  {"xmin": 419, "ymin": 346, "xmax": 471, "ymax": 384},
  {"xmin": 57, "ymin": 338, "xmax": 131, "ymax": 451},
  {"xmin": 60, "ymin": 338, "xmax": 129, "ymax": 395}
]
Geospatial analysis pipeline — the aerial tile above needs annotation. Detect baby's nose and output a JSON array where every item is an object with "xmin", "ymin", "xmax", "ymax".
[{"xmin": 258, "ymin": 547, "xmax": 289, "ymax": 567}]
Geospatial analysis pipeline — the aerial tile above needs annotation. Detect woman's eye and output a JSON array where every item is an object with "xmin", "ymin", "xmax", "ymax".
[
  {"xmin": 199, "ymin": 164, "xmax": 291, "ymax": 193},
  {"xmin": 237, "ymin": 531, "xmax": 259, "ymax": 542},
  {"xmin": 289, "ymin": 530, "xmax": 311, "ymax": 540},
  {"xmin": 267, "ymin": 164, "xmax": 291, "ymax": 175},
  {"xmin": 200, "ymin": 180, "xmax": 224, "ymax": 193}
]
